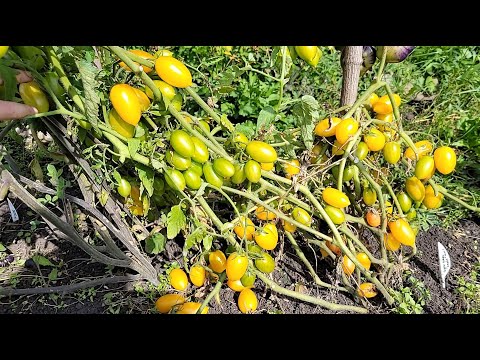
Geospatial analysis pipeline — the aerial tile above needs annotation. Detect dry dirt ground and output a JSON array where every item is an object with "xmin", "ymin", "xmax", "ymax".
[{"xmin": 0, "ymin": 197, "xmax": 478, "ymax": 315}]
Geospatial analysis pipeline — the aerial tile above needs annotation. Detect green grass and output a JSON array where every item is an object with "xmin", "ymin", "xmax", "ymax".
[{"xmin": 456, "ymin": 262, "xmax": 480, "ymax": 314}]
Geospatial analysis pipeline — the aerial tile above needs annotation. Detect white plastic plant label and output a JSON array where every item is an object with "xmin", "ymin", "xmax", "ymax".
[
  {"xmin": 438, "ymin": 242, "xmax": 451, "ymax": 289},
  {"xmin": 7, "ymin": 198, "xmax": 19, "ymax": 222}
]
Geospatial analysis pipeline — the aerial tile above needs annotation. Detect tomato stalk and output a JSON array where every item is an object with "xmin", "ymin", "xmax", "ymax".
[
  {"xmin": 285, "ymin": 231, "xmax": 345, "ymax": 290},
  {"xmin": 184, "ymin": 87, "xmax": 235, "ymax": 131},
  {"xmin": 428, "ymin": 180, "xmax": 480, "ymax": 213},
  {"xmin": 376, "ymin": 169, "xmax": 405, "ymax": 217},
  {"xmin": 343, "ymin": 81, "xmax": 385, "ymax": 119},
  {"xmin": 340, "ymin": 225, "xmax": 386, "ymax": 266},
  {"xmin": 375, "ymin": 46, "xmax": 388, "ymax": 82},
  {"xmin": 197, "ymin": 271, "xmax": 226, "ymax": 314},
  {"xmin": 276, "ymin": 46, "xmax": 288, "ymax": 112},
  {"xmin": 45, "ymin": 47, "xmax": 86, "ymax": 114},
  {"xmin": 336, "ymin": 127, "xmax": 363, "ymax": 190},
  {"xmin": 240, "ymin": 63, "xmax": 282, "ymax": 82}
]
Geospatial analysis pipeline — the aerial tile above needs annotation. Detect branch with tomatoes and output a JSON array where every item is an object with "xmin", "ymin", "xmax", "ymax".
[{"xmin": 0, "ymin": 45, "xmax": 478, "ymax": 314}]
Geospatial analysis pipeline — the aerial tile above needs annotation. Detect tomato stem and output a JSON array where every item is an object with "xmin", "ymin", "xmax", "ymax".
[
  {"xmin": 375, "ymin": 47, "xmax": 388, "ymax": 82},
  {"xmin": 197, "ymin": 271, "xmax": 226, "ymax": 314},
  {"xmin": 276, "ymin": 46, "xmax": 288, "ymax": 112},
  {"xmin": 429, "ymin": 180, "xmax": 480, "ymax": 213},
  {"xmin": 343, "ymin": 81, "xmax": 385, "ymax": 119}
]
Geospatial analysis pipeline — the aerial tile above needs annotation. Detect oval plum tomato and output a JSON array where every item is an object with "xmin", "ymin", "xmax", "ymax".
[
  {"xmin": 385, "ymin": 200, "xmax": 393, "ymax": 215},
  {"xmin": 405, "ymin": 176, "xmax": 425, "ymax": 202},
  {"xmin": 356, "ymin": 253, "xmax": 371, "ymax": 270},
  {"xmin": 171, "ymin": 93, "xmax": 183, "ymax": 111},
  {"xmin": 404, "ymin": 140, "xmax": 433, "ymax": 160},
  {"xmin": 260, "ymin": 162, "xmax": 274, "ymax": 171},
  {"xmin": 256, "ymin": 206, "xmax": 276, "ymax": 221},
  {"xmin": 434, "ymin": 146, "xmax": 456, "ymax": 175},
  {"xmin": 155, "ymin": 294, "xmax": 185, "ymax": 313},
  {"xmin": 283, "ymin": 159, "xmax": 300, "ymax": 176},
  {"xmin": 145, "ymin": 79, "xmax": 176, "ymax": 101},
  {"xmin": 119, "ymin": 49, "xmax": 155, "ymax": 73},
  {"xmin": 188, "ymin": 161, "xmax": 203, "ymax": 177},
  {"xmin": 0, "ymin": 46, "xmax": 9, "ymax": 59},
  {"xmin": 314, "ymin": 117, "xmax": 342, "ymax": 137},
  {"xmin": 238, "ymin": 288, "xmax": 258, "ymax": 314},
  {"xmin": 388, "ymin": 218, "xmax": 416, "ymax": 247},
  {"xmin": 108, "ymin": 109, "xmax": 135, "ymax": 138},
  {"xmin": 166, "ymin": 150, "xmax": 191, "ymax": 171},
  {"xmin": 342, "ymin": 255, "xmax": 355, "ymax": 275},
  {"xmin": 332, "ymin": 165, "xmax": 355, "ymax": 182},
  {"xmin": 244, "ymin": 160, "xmax": 262, "ymax": 183},
  {"xmin": 213, "ymin": 158, "xmax": 235, "ymax": 178},
  {"xmin": 191, "ymin": 137, "xmax": 209, "ymax": 164},
  {"xmin": 331, "ymin": 140, "xmax": 345, "ymax": 156},
  {"xmin": 175, "ymin": 302, "xmax": 208, "ymax": 314},
  {"xmin": 109, "ymin": 84, "xmax": 141, "ymax": 126},
  {"xmin": 414, "ymin": 155, "xmax": 435, "ymax": 180},
  {"xmin": 373, "ymin": 94, "xmax": 401, "ymax": 115},
  {"xmin": 240, "ymin": 271, "xmax": 256, "ymax": 287},
  {"xmin": 183, "ymin": 168, "xmax": 202, "ymax": 190},
  {"xmin": 203, "ymin": 162, "xmax": 224, "ymax": 188},
  {"xmin": 234, "ymin": 216, "xmax": 255, "ymax": 241},
  {"xmin": 155, "ymin": 49, "xmax": 173, "ymax": 57},
  {"xmin": 364, "ymin": 127, "xmax": 386, "ymax": 151},
  {"xmin": 365, "ymin": 210, "xmax": 381, "ymax": 227},
  {"xmin": 322, "ymin": 187, "xmax": 351, "ymax": 208},
  {"xmin": 423, "ymin": 184, "xmax": 444, "ymax": 209},
  {"xmin": 254, "ymin": 223, "xmax": 278, "ymax": 250},
  {"xmin": 132, "ymin": 87, "xmax": 150, "ymax": 111},
  {"xmin": 358, "ymin": 283, "xmax": 377, "ymax": 298},
  {"xmin": 246, "ymin": 141, "xmax": 278, "ymax": 163},
  {"xmin": 335, "ymin": 118, "xmax": 359, "ymax": 145},
  {"xmin": 197, "ymin": 120, "xmax": 211, "ymax": 133},
  {"xmin": 326, "ymin": 240, "xmax": 342, "ymax": 256},
  {"xmin": 231, "ymin": 164, "xmax": 247, "ymax": 185},
  {"xmin": 355, "ymin": 141, "xmax": 369, "ymax": 160},
  {"xmin": 18, "ymin": 81, "xmax": 49, "ymax": 113},
  {"xmin": 384, "ymin": 232, "xmax": 401, "ymax": 251},
  {"xmin": 282, "ymin": 219, "xmax": 297, "ymax": 233},
  {"xmin": 189, "ymin": 265, "xmax": 206, "ymax": 287},
  {"xmin": 227, "ymin": 279, "xmax": 247, "ymax": 292},
  {"xmin": 164, "ymin": 168, "xmax": 186, "ymax": 191},
  {"xmin": 226, "ymin": 252, "xmax": 248, "ymax": 281},
  {"xmin": 155, "ymin": 56, "xmax": 193, "ymax": 88},
  {"xmin": 169, "ymin": 129, "xmax": 195, "ymax": 158},
  {"xmin": 324, "ymin": 205, "xmax": 345, "ymax": 225},
  {"xmin": 255, "ymin": 251, "xmax": 275, "ymax": 273},
  {"xmin": 208, "ymin": 250, "xmax": 227, "ymax": 273},
  {"xmin": 117, "ymin": 178, "xmax": 131, "ymax": 198},
  {"xmin": 292, "ymin": 207, "xmax": 312, "ymax": 226},
  {"xmin": 295, "ymin": 46, "xmax": 322, "ymax": 67},
  {"xmin": 383, "ymin": 141, "xmax": 401, "ymax": 164},
  {"xmin": 364, "ymin": 92, "xmax": 379, "ymax": 111},
  {"xmin": 169, "ymin": 268, "xmax": 189, "ymax": 291},
  {"xmin": 233, "ymin": 132, "xmax": 249, "ymax": 149},
  {"xmin": 363, "ymin": 187, "xmax": 377, "ymax": 206},
  {"xmin": 397, "ymin": 191, "xmax": 413, "ymax": 213},
  {"xmin": 406, "ymin": 208, "xmax": 417, "ymax": 221},
  {"xmin": 376, "ymin": 112, "xmax": 395, "ymax": 132}
]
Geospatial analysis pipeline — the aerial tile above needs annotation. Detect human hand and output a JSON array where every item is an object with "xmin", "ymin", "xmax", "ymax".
[{"xmin": 0, "ymin": 70, "xmax": 39, "ymax": 121}]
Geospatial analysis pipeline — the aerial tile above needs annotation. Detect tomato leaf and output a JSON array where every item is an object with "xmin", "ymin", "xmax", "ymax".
[
  {"xmin": 32, "ymin": 255, "xmax": 55, "ymax": 267},
  {"xmin": 220, "ymin": 114, "xmax": 235, "ymax": 133},
  {"xmin": 184, "ymin": 226, "xmax": 206, "ymax": 256},
  {"xmin": 76, "ymin": 60, "xmax": 100, "ymax": 131},
  {"xmin": 256, "ymin": 106, "xmax": 276, "ymax": 135},
  {"xmin": 30, "ymin": 157, "xmax": 44, "ymax": 183},
  {"xmin": 0, "ymin": 64, "xmax": 17, "ymax": 101},
  {"xmin": 235, "ymin": 121, "xmax": 256, "ymax": 139},
  {"xmin": 99, "ymin": 189, "xmax": 109, "ymax": 206},
  {"xmin": 0, "ymin": 243, "xmax": 6, "ymax": 252},
  {"xmin": 292, "ymin": 95, "xmax": 319, "ymax": 150},
  {"xmin": 202, "ymin": 235, "xmax": 213, "ymax": 252},
  {"xmin": 145, "ymin": 233, "xmax": 166, "ymax": 255},
  {"xmin": 151, "ymin": 158, "xmax": 162, "ymax": 170},
  {"xmin": 167, "ymin": 205, "xmax": 186, "ymax": 239},
  {"xmin": 48, "ymin": 268, "xmax": 58, "ymax": 281},
  {"xmin": 127, "ymin": 138, "xmax": 141, "ymax": 158},
  {"xmin": 136, "ymin": 164, "xmax": 154, "ymax": 197},
  {"xmin": 112, "ymin": 170, "xmax": 122, "ymax": 184}
]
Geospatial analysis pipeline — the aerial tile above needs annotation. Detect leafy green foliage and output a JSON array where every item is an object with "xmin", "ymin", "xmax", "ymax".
[
  {"xmin": 456, "ymin": 262, "xmax": 480, "ymax": 314},
  {"xmin": 166, "ymin": 205, "xmax": 186, "ymax": 239},
  {"xmin": 145, "ymin": 233, "xmax": 166, "ymax": 255},
  {"xmin": 392, "ymin": 270, "xmax": 431, "ymax": 314}
]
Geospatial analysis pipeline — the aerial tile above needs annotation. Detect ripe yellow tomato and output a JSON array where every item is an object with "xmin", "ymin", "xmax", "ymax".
[
  {"xmin": 226, "ymin": 252, "xmax": 249, "ymax": 281},
  {"xmin": 254, "ymin": 223, "xmax": 278, "ymax": 250},
  {"xmin": 189, "ymin": 265, "xmax": 206, "ymax": 287},
  {"xmin": 364, "ymin": 128, "xmax": 386, "ymax": 151},
  {"xmin": 175, "ymin": 302, "xmax": 209, "ymax": 314},
  {"xmin": 388, "ymin": 218, "xmax": 416, "ymax": 247},
  {"xmin": 155, "ymin": 294, "xmax": 185, "ymax": 313},
  {"xmin": 358, "ymin": 283, "xmax": 378, "ymax": 298},
  {"xmin": 155, "ymin": 56, "xmax": 193, "ymax": 88},
  {"xmin": 169, "ymin": 268, "xmax": 189, "ymax": 291},
  {"xmin": 314, "ymin": 117, "xmax": 342, "ymax": 137},
  {"xmin": 384, "ymin": 232, "xmax": 401, "ymax": 251},
  {"xmin": 208, "ymin": 250, "xmax": 227, "ymax": 273},
  {"xmin": 108, "ymin": 109, "xmax": 136, "ymax": 138},
  {"xmin": 373, "ymin": 94, "xmax": 401, "ymax": 115},
  {"xmin": 335, "ymin": 118, "xmax": 359, "ymax": 145},
  {"xmin": 256, "ymin": 206, "xmax": 276, "ymax": 221},
  {"xmin": 322, "ymin": 187, "xmax": 351, "ymax": 208},
  {"xmin": 404, "ymin": 140, "xmax": 433, "ymax": 160},
  {"xmin": 433, "ymin": 146, "xmax": 456, "ymax": 175},
  {"xmin": 282, "ymin": 219, "xmax": 297, "ymax": 233},
  {"xmin": 342, "ymin": 255, "xmax": 355, "ymax": 276},
  {"xmin": 109, "ymin": 84, "xmax": 141, "ymax": 126},
  {"xmin": 119, "ymin": 49, "xmax": 155, "ymax": 73},
  {"xmin": 246, "ymin": 141, "xmax": 278, "ymax": 163},
  {"xmin": 356, "ymin": 253, "xmax": 371, "ymax": 270},
  {"xmin": 238, "ymin": 288, "xmax": 258, "ymax": 314}
]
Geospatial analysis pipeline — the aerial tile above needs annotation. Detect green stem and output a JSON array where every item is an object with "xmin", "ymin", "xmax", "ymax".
[
  {"xmin": 430, "ymin": 181, "xmax": 480, "ymax": 213},
  {"xmin": 142, "ymin": 115, "xmax": 158, "ymax": 131},
  {"xmin": 276, "ymin": 46, "xmax": 288, "ymax": 111},
  {"xmin": 45, "ymin": 46, "xmax": 86, "ymax": 114},
  {"xmin": 240, "ymin": 65, "xmax": 281, "ymax": 82},
  {"xmin": 377, "ymin": 169, "xmax": 404, "ymax": 217},
  {"xmin": 337, "ymin": 128, "xmax": 362, "ymax": 190},
  {"xmin": 254, "ymin": 271, "xmax": 367, "ymax": 313},
  {"xmin": 184, "ymin": 87, "xmax": 235, "ymax": 131},
  {"xmin": 343, "ymin": 81, "xmax": 385, "ymax": 119},
  {"xmin": 375, "ymin": 47, "xmax": 388, "ymax": 82},
  {"xmin": 340, "ymin": 225, "xmax": 386, "ymax": 266},
  {"xmin": 197, "ymin": 272, "xmax": 226, "ymax": 314},
  {"xmin": 285, "ymin": 231, "xmax": 341, "ymax": 290},
  {"xmin": 102, "ymin": 132, "xmax": 150, "ymax": 166}
]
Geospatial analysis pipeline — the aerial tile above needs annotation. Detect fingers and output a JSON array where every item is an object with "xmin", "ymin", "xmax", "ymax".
[
  {"xmin": 0, "ymin": 70, "xmax": 33, "ymax": 85},
  {"xmin": 0, "ymin": 100, "xmax": 38, "ymax": 121}
]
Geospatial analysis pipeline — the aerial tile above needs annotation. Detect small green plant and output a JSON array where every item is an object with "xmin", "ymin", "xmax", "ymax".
[
  {"xmin": 456, "ymin": 262, "xmax": 480, "ymax": 314},
  {"xmin": 392, "ymin": 270, "xmax": 431, "ymax": 314}
]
